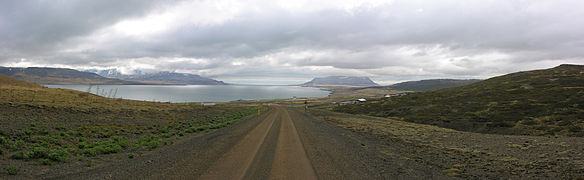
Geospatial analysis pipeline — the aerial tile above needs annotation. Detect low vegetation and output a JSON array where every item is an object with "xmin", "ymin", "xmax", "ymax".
[
  {"xmin": 334, "ymin": 64, "xmax": 584, "ymax": 136},
  {"xmin": 310, "ymin": 109, "xmax": 584, "ymax": 179},
  {"xmin": 4, "ymin": 166, "xmax": 20, "ymax": 175},
  {"xmin": 0, "ymin": 74, "xmax": 260, "ymax": 175}
]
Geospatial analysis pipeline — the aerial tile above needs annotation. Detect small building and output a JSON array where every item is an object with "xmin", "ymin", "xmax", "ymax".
[
  {"xmin": 201, "ymin": 102, "xmax": 216, "ymax": 106},
  {"xmin": 385, "ymin": 93, "xmax": 406, "ymax": 98},
  {"xmin": 340, "ymin": 101, "xmax": 354, "ymax": 106}
]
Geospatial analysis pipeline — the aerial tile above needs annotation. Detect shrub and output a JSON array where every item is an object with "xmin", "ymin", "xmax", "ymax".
[
  {"xmin": 160, "ymin": 133, "xmax": 172, "ymax": 138},
  {"xmin": 55, "ymin": 126, "xmax": 67, "ymax": 131},
  {"xmin": 128, "ymin": 153, "xmax": 135, "ymax": 159},
  {"xmin": 40, "ymin": 158, "xmax": 55, "ymax": 165},
  {"xmin": 25, "ymin": 147, "xmax": 49, "ymax": 159},
  {"xmin": 83, "ymin": 137, "xmax": 129, "ymax": 156},
  {"xmin": 185, "ymin": 126, "xmax": 205, "ymax": 133},
  {"xmin": 77, "ymin": 142, "xmax": 89, "ymax": 149},
  {"xmin": 84, "ymin": 158, "xmax": 93, "ymax": 167},
  {"xmin": 16, "ymin": 130, "xmax": 32, "ymax": 139},
  {"xmin": 0, "ymin": 136, "xmax": 7, "ymax": 144},
  {"xmin": 48, "ymin": 149, "xmax": 69, "ymax": 162},
  {"xmin": 4, "ymin": 166, "xmax": 20, "ymax": 175},
  {"xmin": 108, "ymin": 136, "xmax": 129, "ymax": 149},
  {"xmin": 10, "ymin": 152, "xmax": 24, "ymax": 159},
  {"xmin": 160, "ymin": 128, "xmax": 169, "ymax": 134},
  {"xmin": 147, "ymin": 140, "xmax": 159, "ymax": 150},
  {"xmin": 569, "ymin": 125, "xmax": 582, "ymax": 132},
  {"xmin": 84, "ymin": 147, "xmax": 101, "ymax": 157},
  {"xmin": 103, "ymin": 144, "xmax": 123, "ymax": 154}
]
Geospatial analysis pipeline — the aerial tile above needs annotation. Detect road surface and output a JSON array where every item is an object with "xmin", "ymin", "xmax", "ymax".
[{"xmin": 52, "ymin": 105, "xmax": 445, "ymax": 179}]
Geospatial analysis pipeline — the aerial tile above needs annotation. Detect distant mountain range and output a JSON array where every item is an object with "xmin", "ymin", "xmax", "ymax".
[
  {"xmin": 122, "ymin": 71, "xmax": 226, "ymax": 85},
  {"xmin": 0, "ymin": 67, "xmax": 226, "ymax": 85},
  {"xmin": 334, "ymin": 64, "xmax": 584, "ymax": 137},
  {"xmin": 85, "ymin": 69, "xmax": 226, "ymax": 85},
  {"xmin": 388, "ymin": 79, "xmax": 482, "ymax": 91},
  {"xmin": 301, "ymin": 76, "xmax": 379, "ymax": 86},
  {"xmin": 0, "ymin": 67, "xmax": 145, "ymax": 85}
]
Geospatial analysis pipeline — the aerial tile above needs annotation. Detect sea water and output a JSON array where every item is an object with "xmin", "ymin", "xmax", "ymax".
[{"xmin": 45, "ymin": 85, "xmax": 330, "ymax": 103}]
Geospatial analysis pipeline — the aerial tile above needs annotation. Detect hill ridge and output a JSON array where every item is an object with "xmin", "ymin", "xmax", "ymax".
[
  {"xmin": 334, "ymin": 64, "xmax": 584, "ymax": 137},
  {"xmin": 302, "ymin": 76, "xmax": 378, "ymax": 86},
  {"xmin": 387, "ymin": 79, "xmax": 481, "ymax": 91}
]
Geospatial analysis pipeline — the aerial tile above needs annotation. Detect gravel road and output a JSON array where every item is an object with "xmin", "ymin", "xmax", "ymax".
[{"xmin": 49, "ymin": 105, "xmax": 447, "ymax": 179}]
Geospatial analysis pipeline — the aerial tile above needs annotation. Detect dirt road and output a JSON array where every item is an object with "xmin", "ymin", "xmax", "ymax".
[
  {"xmin": 51, "ymin": 105, "xmax": 446, "ymax": 179},
  {"xmin": 199, "ymin": 105, "xmax": 316, "ymax": 179}
]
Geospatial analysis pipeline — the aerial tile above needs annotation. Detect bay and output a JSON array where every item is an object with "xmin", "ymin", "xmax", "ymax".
[{"xmin": 45, "ymin": 85, "xmax": 330, "ymax": 103}]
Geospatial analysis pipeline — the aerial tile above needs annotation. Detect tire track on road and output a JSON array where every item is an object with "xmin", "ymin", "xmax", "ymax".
[{"xmin": 199, "ymin": 107, "xmax": 279, "ymax": 179}]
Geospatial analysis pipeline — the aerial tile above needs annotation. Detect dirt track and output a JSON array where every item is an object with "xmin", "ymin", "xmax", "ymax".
[
  {"xmin": 200, "ymin": 105, "xmax": 316, "ymax": 179},
  {"xmin": 47, "ymin": 105, "xmax": 447, "ymax": 179}
]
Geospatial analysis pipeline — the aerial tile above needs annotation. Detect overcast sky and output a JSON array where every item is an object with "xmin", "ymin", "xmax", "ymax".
[{"xmin": 1, "ymin": 0, "xmax": 583, "ymax": 85}]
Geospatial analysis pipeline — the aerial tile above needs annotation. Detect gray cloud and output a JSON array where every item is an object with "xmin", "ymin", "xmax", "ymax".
[
  {"xmin": 1, "ymin": 0, "xmax": 583, "ymax": 85},
  {"xmin": 0, "ymin": 0, "xmax": 167, "ymax": 57}
]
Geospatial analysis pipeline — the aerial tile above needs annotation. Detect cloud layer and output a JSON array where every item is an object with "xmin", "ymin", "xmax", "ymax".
[{"xmin": 1, "ymin": 0, "xmax": 583, "ymax": 85}]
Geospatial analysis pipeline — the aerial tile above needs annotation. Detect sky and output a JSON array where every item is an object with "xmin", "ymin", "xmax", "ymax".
[{"xmin": 1, "ymin": 0, "xmax": 583, "ymax": 85}]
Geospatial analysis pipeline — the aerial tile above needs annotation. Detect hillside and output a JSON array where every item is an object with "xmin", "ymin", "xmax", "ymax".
[
  {"xmin": 302, "ymin": 76, "xmax": 378, "ymax": 86},
  {"xmin": 0, "ymin": 74, "xmax": 41, "ymax": 88},
  {"xmin": 0, "ymin": 67, "xmax": 145, "ymax": 85},
  {"xmin": 334, "ymin": 64, "xmax": 584, "ymax": 137},
  {"xmin": 388, "ymin": 79, "xmax": 481, "ymax": 91}
]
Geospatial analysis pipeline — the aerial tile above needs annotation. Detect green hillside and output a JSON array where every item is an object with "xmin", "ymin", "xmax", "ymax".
[{"xmin": 334, "ymin": 64, "xmax": 584, "ymax": 136}]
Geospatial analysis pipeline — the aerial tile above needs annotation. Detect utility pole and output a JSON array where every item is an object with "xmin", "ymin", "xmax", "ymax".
[{"xmin": 257, "ymin": 105, "xmax": 261, "ymax": 121}]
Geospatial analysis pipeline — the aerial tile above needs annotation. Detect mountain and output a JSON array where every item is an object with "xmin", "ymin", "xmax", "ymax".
[
  {"xmin": 85, "ymin": 69, "xmax": 124, "ymax": 79},
  {"xmin": 302, "ymin": 76, "xmax": 378, "ymax": 86},
  {"xmin": 122, "ymin": 71, "xmax": 226, "ymax": 85},
  {"xmin": 85, "ymin": 69, "xmax": 226, "ymax": 85},
  {"xmin": 334, "ymin": 64, "xmax": 584, "ymax": 137},
  {"xmin": 0, "ymin": 67, "xmax": 145, "ymax": 85},
  {"xmin": 388, "ymin": 79, "xmax": 482, "ymax": 91}
]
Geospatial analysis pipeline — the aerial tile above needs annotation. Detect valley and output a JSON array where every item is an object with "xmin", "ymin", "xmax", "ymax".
[
  {"xmin": 1, "ymin": 65, "xmax": 583, "ymax": 179},
  {"xmin": 3, "ymin": 1, "xmax": 583, "ymax": 179}
]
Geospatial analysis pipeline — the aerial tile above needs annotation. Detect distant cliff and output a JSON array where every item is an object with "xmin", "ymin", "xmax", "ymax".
[{"xmin": 301, "ymin": 76, "xmax": 378, "ymax": 86}]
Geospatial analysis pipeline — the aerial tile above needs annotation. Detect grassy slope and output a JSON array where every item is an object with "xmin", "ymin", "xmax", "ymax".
[
  {"xmin": 334, "ymin": 64, "xmax": 584, "ymax": 136},
  {"xmin": 0, "ymin": 74, "xmax": 41, "ymax": 88},
  {"xmin": 0, "ymin": 75, "xmax": 258, "ymax": 176}
]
